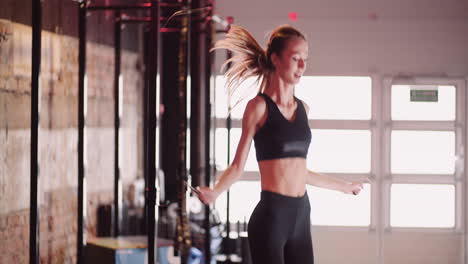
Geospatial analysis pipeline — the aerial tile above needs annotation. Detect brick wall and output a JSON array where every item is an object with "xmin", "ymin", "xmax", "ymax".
[
  {"xmin": 0, "ymin": 18, "xmax": 143, "ymax": 263},
  {"xmin": 0, "ymin": 210, "xmax": 29, "ymax": 263}
]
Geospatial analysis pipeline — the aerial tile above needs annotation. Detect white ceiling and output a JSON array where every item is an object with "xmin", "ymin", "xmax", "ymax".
[
  {"xmin": 212, "ymin": 0, "xmax": 468, "ymax": 76},
  {"xmin": 215, "ymin": 0, "xmax": 468, "ymax": 20}
]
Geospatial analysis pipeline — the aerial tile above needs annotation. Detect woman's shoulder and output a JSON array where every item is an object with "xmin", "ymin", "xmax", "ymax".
[
  {"xmin": 247, "ymin": 94, "xmax": 268, "ymax": 112},
  {"xmin": 242, "ymin": 94, "xmax": 268, "ymax": 120}
]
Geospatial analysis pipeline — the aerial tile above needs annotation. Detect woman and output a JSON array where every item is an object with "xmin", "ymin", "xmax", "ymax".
[{"xmin": 198, "ymin": 24, "xmax": 365, "ymax": 264}]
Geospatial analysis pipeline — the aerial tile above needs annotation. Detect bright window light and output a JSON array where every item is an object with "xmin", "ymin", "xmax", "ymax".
[
  {"xmin": 215, "ymin": 128, "xmax": 258, "ymax": 171},
  {"xmin": 215, "ymin": 128, "xmax": 228, "ymax": 171},
  {"xmin": 391, "ymin": 131, "xmax": 455, "ymax": 174},
  {"xmin": 229, "ymin": 128, "xmax": 258, "ymax": 171},
  {"xmin": 215, "ymin": 76, "xmax": 259, "ymax": 119},
  {"xmin": 391, "ymin": 184, "xmax": 455, "ymax": 228},
  {"xmin": 216, "ymin": 75, "xmax": 372, "ymax": 120},
  {"xmin": 308, "ymin": 129, "xmax": 371, "ymax": 173},
  {"xmin": 296, "ymin": 76, "xmax": 372, "ymax": 120},
  {"xmin": 307, "ymin": 184, "xmax": 371, "ymax": 226},
  {"xmin": 215, "ymin": 181, "xmax": 261, "ymax": 224},
  {"xmin": 215, "ymin": 76, "xmax": 228, "ymax": 119},
  {"xmin": 391, "ymin": 85, "xmax": 456, "ymax": 121}
]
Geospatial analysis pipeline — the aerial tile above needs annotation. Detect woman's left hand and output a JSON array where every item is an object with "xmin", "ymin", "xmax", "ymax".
[{"xmin": 344, "ymin": 182, "xmax": 364, "ymax": 195}]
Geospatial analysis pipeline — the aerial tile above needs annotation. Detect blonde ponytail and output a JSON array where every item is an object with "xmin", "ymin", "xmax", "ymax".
[
  {"xmin": 211, "ymin": 25, "xmax": 271, "ymax": 107},
  {"xmin": 212, "ymin": 24, "xmax": 306, "ymax": 109}
]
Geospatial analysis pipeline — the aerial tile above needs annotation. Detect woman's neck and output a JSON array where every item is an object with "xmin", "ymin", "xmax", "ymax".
[{"xmin": 265, "ymin": 73, "xmax": 295, "ymax": 106}]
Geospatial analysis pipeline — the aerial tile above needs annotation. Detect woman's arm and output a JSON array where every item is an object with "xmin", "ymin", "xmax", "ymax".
[
  {"xmin": 198, "ymin": 97, "xmax": 266, "ymax": 204},
  {"xmin": 306, "ymin": 170, "xmax": 365, "ymax": 195},
  {"xmin": 301, "ymin": 101, "xmax": 365, "ymax": 195}
]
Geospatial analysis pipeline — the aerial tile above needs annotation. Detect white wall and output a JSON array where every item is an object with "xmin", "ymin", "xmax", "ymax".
[{"xmin": 214, "ymin": 0, "xmax": 468, "ymax": 77}]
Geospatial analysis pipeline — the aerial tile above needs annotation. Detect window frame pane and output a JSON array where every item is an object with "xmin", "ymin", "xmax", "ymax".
[
  {"xmin": 296, "ymin": 76, "xmax": 372, "ymax": 120},
  {"xmin": 309, "ymin": 129, "xmax": 371, "ymax": 173},
  {"xmin": 391, "ymin": 85, "xmax": 456, "ymax": 121},
  {"xmin": 390, "ymin": 183, "xmax": 455, "ymax": 228},
  {"xmin": 390, "ymin": 130, "xmax": 456, "ymax": 175}
]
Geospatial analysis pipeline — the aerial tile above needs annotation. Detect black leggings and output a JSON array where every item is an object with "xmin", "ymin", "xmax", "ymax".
[{"xmin": 247, "ymin": 190, "xmax": 314, "ymax": 264}]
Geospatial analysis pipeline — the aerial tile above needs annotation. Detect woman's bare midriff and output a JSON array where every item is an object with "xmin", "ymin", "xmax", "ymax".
[{"xmin": 258, "ymin": 157, "xmax": 308, "ymax": 197}]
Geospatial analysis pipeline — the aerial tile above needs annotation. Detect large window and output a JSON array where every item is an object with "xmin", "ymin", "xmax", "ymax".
[
  {"xmin": 214, "ymin": 76, "xmax": 373, "ymax": 226},
  {"xmin": 388, "ymin": 83, "xmax": 460, "ymax": 229},
  {"xmin": 213, "ymin": 76, "xmax": 464, "ymax": 230}
]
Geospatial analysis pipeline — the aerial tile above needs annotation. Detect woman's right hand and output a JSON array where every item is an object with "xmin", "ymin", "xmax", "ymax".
[{"xmin": 196, "ymin": 186, "xmax": 219, "ymax": 205}]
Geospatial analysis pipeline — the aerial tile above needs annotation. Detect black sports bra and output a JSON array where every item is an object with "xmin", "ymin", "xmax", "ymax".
[{"xmin": 253, "ymin": 93, "xmax": 312, "ymax": 161}]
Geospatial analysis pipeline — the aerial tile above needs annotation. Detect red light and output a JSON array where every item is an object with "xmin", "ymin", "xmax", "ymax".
[
  {"xmin": 226, "ymin": 16, "xmax": 234, "ymax": 24},
  {"xmin": 368, "ymin": 12, "xmax": 378, "ymax": 21},
  {"xmin": 288, "ymin": 12, "xmax": 298, "ymax": 21}
]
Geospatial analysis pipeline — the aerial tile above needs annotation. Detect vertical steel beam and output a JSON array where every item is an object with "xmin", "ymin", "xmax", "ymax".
[
  {"xmin": 203, "ymin": 2, "xmax": 214, "ymax": 262},
  {"xmin": 225, "ymin": 49, "xmax": 233, "ymax": 255},
  {"xmin": 113, "ymin": 11, "xmax": 122, "ymax": 238},
  {"xmin": 77, "ymin": 2, "xmax": 87, "ymax": 263},
  {"xmin": 143, "ymin": 29, "xmax": 149, "ymax": 236},
  {"xmin": 188, "ymin": 0, "xmax": 213, "ymax": 261},
  {"xmin": 146, "ymin": 1, "xmax": 160, "ymax": 263},
  {"xmin": 30, "ymin": 0, "xmax": 41, "ymax": 263}
]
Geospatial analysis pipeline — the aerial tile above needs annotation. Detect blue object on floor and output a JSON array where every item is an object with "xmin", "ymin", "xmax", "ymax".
[
  {"xmin": 157, "ymin": 246, "xmax": 170, "ymax": 264},
  {"xmin": 188, "ymin": 247, "xmax": 203, "ymax": 264}
]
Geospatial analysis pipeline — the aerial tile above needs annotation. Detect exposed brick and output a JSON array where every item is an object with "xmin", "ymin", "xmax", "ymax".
[
  {"xmin": 15, "ymin": 76, "xmax": 31, "ymax": 94},
  {"xmin": 40, "ymin": 255, "xmax": 48, "ymax": 263},
  {"xmin": 0, "ymin": 237, "xmax": 7, "ymax": 251},
  {"xmin": 2, "ymin": 18, "xmax": 142, "ymax": 264},
  {"xmin": 3, "ymin": 255, "xmax": 13, "ymax": 264},
  {"xmin": 7, "ymin": 214, "xmax": 20, "ymax": 227},
  {"xmin": 0, "ymin": 91, "xmax": 30, "ymax": 129},
  {"xmin": 0, "ymin": 20, "xmax": 13, "ymax": 78},
  {"xmin": 20, "ymin": 224, "xmax": 28, "ymax": 238},
  {"xmin": 0, "ymin": 215, "xmax": 7, "ymax": 230}
]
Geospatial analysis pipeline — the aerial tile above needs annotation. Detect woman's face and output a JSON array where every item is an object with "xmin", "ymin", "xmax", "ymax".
[{"xmin": 271, "ymin": 37, "xmax": 308, "ymax": 85}]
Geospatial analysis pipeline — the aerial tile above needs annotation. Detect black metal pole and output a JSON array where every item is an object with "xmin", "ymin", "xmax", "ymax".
[
  {"xmin": 143, "ymin": 28, "xmax": 149, "ymax": 236},
  {"xmin": 30, "ymin": 0, "xmax": 41, "ymax": 263},
  {"xmin": 203, "ymin": 2, "xmax": 214, "ymax": 262},
  {"xmin": 113, "ymin": 11, "xmax": 122, "ymax": 238},
  {"xmin": 146, "ymin": 1, "xmax": 160, "ymax": 263},
  {"xmin": 77, "ymin": 2, "xmax": 87, "ymax": 263},
  {"xmin": 225, "ymin": 48, "xmax": 233, "ymax": 255},
  {"xmin": 226, "ymin": 111, "xmax": 231, "ymax": 252}
]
